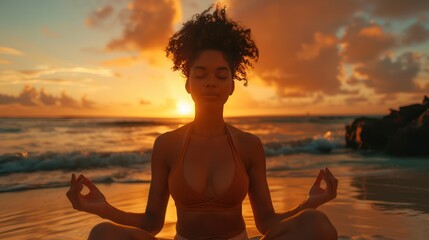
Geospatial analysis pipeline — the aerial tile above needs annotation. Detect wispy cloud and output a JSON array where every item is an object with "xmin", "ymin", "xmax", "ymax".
[
  {"xmin": 0, "ymin": 85, "xmax": 98, "ymax": 109},
  {"xmin": 86, "ymin": 5, "xmax": 114, "ymax": 27},
  {"xmin": 0, "ymin": 46, "xmax": 24, "ymax": 56},
  {"xmin": 18, "ymin": 66, "xmax": 114, "ymax": 78},
  {"xmin": 0, "ymin": 66, "xmax": 115, "ymax": 86}
]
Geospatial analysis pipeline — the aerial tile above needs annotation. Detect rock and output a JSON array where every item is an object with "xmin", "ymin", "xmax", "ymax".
[
  {"xmin": 386, "ymin": 109, "xmax": 429, "ymax": 156},
  {"xmin": 345, "ymin": 96, "xmax": 429, "ymax": 156},
  {"xmin": 345, "ymin": 117, "xmax": 396, "ymax": 150}
]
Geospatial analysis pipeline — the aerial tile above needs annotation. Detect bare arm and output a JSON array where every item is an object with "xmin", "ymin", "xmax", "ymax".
[
  {"xmin": 245, "ymin": 134, "xmax": 337, "ymax": 234},
  {"xmin": 66, "ymin": 134, "xmax": 171, "ymax": 235}
]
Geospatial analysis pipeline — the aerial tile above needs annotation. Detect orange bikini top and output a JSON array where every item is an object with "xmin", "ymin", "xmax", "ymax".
[{"xmin": 168, "ymin": 123, "xmax": 249, "ymax": 212}]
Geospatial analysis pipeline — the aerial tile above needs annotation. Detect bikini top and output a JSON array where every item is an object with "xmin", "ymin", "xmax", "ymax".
[{"xmin": 168, "ymin": 123, "xmax": 249, "ymax": 212}]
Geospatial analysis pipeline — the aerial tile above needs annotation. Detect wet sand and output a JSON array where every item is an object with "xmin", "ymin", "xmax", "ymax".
[{"xmin": 1, "ymin": 168, "xmax": 429, "ymax": 240}]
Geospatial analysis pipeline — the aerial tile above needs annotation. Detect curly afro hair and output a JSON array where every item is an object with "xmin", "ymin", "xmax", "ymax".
[{"xmin": 165, "ymin": 4, "xmax": 259, "ymax": 86}]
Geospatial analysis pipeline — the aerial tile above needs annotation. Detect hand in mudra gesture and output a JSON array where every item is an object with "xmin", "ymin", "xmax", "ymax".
[
  {"xmin": 66, "ymin": 174, "xmax": 107, "ymax": 216},
  {"xmin": 305, "ymin": 167, "xmax": 338, "ymax": 209}
]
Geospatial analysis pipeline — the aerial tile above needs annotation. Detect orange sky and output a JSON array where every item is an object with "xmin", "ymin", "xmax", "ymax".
[{"xmin": 1, "ymin": 0, "xmax": 429, "ymax": 118}]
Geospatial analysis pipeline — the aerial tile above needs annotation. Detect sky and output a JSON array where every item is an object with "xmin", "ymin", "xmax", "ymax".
[{"xmin": 1, "ymin": 0, "xmax": 429, "ymax": 118}]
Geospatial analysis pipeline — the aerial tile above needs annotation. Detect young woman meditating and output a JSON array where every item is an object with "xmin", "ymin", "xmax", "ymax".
[{"xmin": 66, "ymin": 5, "xmax": 338, "ymax": 240}]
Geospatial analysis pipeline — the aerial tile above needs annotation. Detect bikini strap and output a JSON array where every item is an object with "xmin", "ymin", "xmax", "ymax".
[
  {"xmin": 169, "ymin": 123, "xmax": 193, "ymax": 176},
  {"xmin": 225, "ymin": 124, "xmax": 248, "ymax": 173},
  {"xmin": 179, "ymin": 123, "xmax": 193, "ymax": 163}
]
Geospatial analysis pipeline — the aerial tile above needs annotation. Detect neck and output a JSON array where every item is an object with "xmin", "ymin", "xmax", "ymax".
[{"xmin": 192, "ymin": 104, "xmax": 226, "ymax": 137}]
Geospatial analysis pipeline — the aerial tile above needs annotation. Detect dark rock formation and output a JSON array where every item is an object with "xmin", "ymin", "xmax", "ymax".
[{"xmin": 346, "ymin": 96, "xmax": 429, "ymax": 156}]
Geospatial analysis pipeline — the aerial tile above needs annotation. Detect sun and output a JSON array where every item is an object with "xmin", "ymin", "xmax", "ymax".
[{"xmin": 176, "ymin": 100, "xmax": 193, "ymax": 116}]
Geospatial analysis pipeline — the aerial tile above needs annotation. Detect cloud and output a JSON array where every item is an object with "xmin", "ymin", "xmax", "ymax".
[
  {"xmin": 0, "ymin": 46, "xmax": 23, "ymax": 56},
  {"xmin": 39, "ymin": 88, "xmax": 57, "ymax": 106},
  {"xmin": 103, "ymin": 0, "xmax": 181, "ymax": 51},
  {"xmin": 59, "ymin": 91, "xmax": 81, "ymax": 108},
  {"xmin": 356, "ymin": 52, "xmax": 422, "ymax": 94},
  {"xmin": 18, "ymin": 66, "xmax": 114, "ymax": 78},
  {"xmin": 0, "ymin": 66, "xmax": 115, "ymax": 86},
  {"xmin": 0, "ymin": 85, "xmax": 97, "ymax": 109},
  {"xmin": 229, "ymin": 0, "xmax": 359, "ymax": 97},
  {"xmin": 344, "ymin": 95, "xmax": 368, "ymax": 105},
  {"xmin": 86, "ymin": 5, "xmax": 114, "ymax": 27},
  {"xmin": 362, "ymin": 0, "xmax": 429, "ymax": 18},
  {"xmin": 226, "ymin": 0, "xmax": 429, "ymax": 99},
  {"xmin": 0, "ymin": 85, "xmax": 38, "ymax": 106},
  {"xmin": 81, "ymin": 95, "xmax": 97, "ymax": 109},
  {"xmin": 402, "ymin": 21, "xmax": 429, "ymax": 45},
  {"xmin": 341, "ymin": 17, "xmax": 397, "ymax": 63},
  {"xmin": 102, "ymin": 56, "xmax": 139, "ymax": 67}
]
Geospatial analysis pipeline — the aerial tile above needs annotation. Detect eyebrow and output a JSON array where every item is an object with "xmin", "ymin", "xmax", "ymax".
[{"xmin": 192, "ymin": 66, "xmax": 230, "ymax": 71}]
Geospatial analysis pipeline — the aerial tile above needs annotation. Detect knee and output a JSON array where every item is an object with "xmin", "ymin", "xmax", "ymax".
[
  {"xmin": 297, "ymin": 209, "xmax": 338, "ymax": 240},
  {"xmin": 88, "ymin": 222, "xmax": 118, "ymax": 240}
]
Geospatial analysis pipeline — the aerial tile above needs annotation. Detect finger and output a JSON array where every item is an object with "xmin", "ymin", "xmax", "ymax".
[
  {"xmin": 68, "ymin": 173, "xmax": 76, "ymax": 191},
  {"xmin": 325, "ymin": 167, "xmax": 338, "ymax": 189},
  {"xmin": 326, "ymin": 167, "xmax": 338, "ymax": 198},
  {"xmin": 74, "ymin": 174, "xmax": 84, "ymax": 193},
  {"xmin": 312, "ymin": 169, "xmax": 324, "ymax": 187},
  {"xmin": 323, "ymin": 168, "xmax": 337, "ymax": 198},
  {"xmin": 82, "ymin": 175, "xmax": 98, "ymax": 191}
]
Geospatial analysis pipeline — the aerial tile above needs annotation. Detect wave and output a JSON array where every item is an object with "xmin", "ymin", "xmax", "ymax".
[
  {"xmin": 230, "ymin": 116, "xmax": 357, "ymax": 124},
  {"xmin": 0, "ymin": 175, "xmax": 151, "ymax": 193},
  {"xmin": 263, "ymin": 134, "xmax": 345, "ymax": 156},
  {"xmin": 0, "ymin": 150, "xmax": 152, "ymax": 174},
  {"xmin": 94, "ymin": 120, "xmax": 166, "ymax": 127},
  {"xmin": 0, "ymin": 135, "xmax": 344, "ymax": 175},
  {"xmin": 0, "ymin": 128, "xmax": 22, "ymax": 133}
]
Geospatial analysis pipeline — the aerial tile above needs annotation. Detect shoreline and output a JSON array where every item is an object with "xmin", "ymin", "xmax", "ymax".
[{"xmin": 2, "ymin": 169, "xmax": 429, "ymax": 239}]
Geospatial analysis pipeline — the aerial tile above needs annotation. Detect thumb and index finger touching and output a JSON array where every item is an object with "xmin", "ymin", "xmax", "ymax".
[
  {"xmin": 69, "ymin": 173, "xmax": 99, "ymax": 192},
  {"xmin": 312, "ymin": 167, "xmax": 338, "ymax": 196},
  {"xmin": 67, "ymin": 173, "xmax": 99, "ymax": 207}
]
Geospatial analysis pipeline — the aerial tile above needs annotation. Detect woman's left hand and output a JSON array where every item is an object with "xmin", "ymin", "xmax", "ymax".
[{"xmin": 304, "ymin": 167, "xmax": 338, "ymax": 209}]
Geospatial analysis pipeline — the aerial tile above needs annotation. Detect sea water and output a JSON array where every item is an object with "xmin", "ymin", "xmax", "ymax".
[{"xmin": 1, "ymin": 116, "xmax": 428, "ymax": 239}]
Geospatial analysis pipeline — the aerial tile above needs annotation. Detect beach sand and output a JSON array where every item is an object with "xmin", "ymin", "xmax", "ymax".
[{"xmin": 1, "ymin": 167, "xmax": 429, "ymax": 240}]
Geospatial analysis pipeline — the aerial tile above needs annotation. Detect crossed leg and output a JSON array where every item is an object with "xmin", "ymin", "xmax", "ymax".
[
  {"xmin": 88, "ymin": 222, "xmax": 157, "ymax": 240},
  {"xmin": 261, "ymin": 209, "xmax": 337, "ymax": 240},
  {"xmin": 87, "ymin": 209, "xmax": 337, "ymax": 240}
]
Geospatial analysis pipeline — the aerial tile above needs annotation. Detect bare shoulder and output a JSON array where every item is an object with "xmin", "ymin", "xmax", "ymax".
[
  {"xmin": 227, "ymin": 123, "xmax": 262, "ymax": 146},
  {"xmin": 227, "ymin": 124, "xmax": 264, "ymax": 168},
  {"xmin": 155, "ymin": 123, "xmax": 191, "ymax": 146},
  {"xmin": 152, "ymin": 123, "xmax": 191, "ymax": 165}
]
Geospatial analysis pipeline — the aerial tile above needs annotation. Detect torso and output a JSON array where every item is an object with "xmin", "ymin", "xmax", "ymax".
[{"xmin": 163, "ymin": 123, "xmax": 252, "ymax": 239}]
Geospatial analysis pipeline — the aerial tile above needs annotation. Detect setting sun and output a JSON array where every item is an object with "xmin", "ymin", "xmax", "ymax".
[{"xmin": 176, "ymin": 100, "xmax": 193, "ymax": 116}]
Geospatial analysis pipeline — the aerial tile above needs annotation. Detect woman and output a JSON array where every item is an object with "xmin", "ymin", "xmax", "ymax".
[{"xmin": 66, "ymin": 5, "xmax": 338, "ymax": 240}]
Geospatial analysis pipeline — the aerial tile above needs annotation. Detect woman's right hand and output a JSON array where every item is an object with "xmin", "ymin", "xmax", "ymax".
[{"xmin": 66, "ymin": 173, "xmax": 108, "ymax": 216}]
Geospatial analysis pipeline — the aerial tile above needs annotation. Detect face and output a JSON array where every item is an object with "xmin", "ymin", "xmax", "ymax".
[{"xmin": 186, "ymin": 50, "xmax": 234, "ymax": 106}]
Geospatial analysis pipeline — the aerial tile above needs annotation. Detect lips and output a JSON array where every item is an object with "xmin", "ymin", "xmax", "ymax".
[{"xmin": 202, "ymin": 93, "xmax": 219, "ymax": 97}]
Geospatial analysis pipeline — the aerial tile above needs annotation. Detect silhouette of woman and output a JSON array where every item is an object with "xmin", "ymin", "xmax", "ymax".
[{"xmin": 67, "ymin": 5, "xmax": 338, "ymax": 240}]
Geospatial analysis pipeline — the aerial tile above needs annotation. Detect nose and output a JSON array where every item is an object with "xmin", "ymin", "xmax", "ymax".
[{"xmin": 205, "ymin": 76, "xmax": 217, "ymax": 88}]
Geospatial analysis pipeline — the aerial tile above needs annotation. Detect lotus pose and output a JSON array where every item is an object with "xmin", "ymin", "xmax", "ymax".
[{"xmin": 67, "ymin": 5, "xmax": 338, "ymax": 240}]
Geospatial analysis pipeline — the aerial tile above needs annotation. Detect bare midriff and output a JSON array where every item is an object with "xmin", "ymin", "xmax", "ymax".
[{"xmin": 176, "ymin": 207, "xmax": 246, "ymax": 239}]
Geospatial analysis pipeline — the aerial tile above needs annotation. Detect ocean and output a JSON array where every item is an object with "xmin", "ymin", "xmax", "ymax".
[{"xmin": 1, "ymin": 116, "xmax": 428, "ymax": 239}]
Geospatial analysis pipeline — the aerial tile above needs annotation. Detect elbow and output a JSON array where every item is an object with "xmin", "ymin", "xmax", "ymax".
[
  {"xmin": 255, "ymin": 213, "xmax": 279, "ymax": 235},
  {"xmin": 140, "ymin": 213, "xmax": 164, "ymax": 235},
  {"xmin": 149, "ymin": 222, "xmax": 164, "ymax": 236},
  {"xmin": 140, "ymin": 221, "xmax": 164, "ymax": 236}
]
